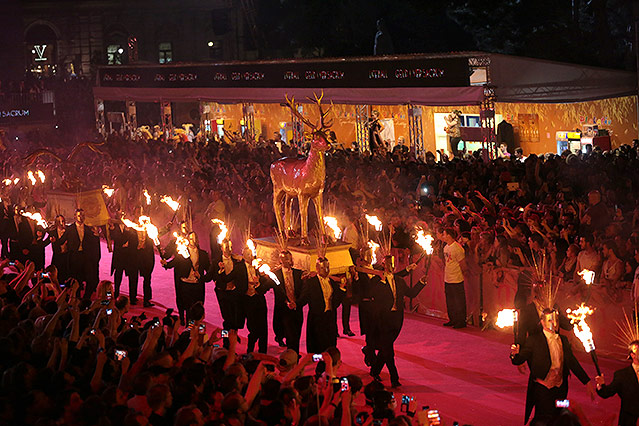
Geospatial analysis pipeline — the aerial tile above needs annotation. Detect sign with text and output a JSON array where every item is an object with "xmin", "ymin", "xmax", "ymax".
[
  {"xmin": 0, "ymin": 103, "xmax": 54, "ymax": 125},
  {"xmin": 98, "ymin": 57, "xmax": 470, "ymax": 89}
]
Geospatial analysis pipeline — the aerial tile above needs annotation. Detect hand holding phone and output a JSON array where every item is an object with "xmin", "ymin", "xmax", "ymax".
[
  {"xmin": 221, "ymin": 329, "xmax": 229, "ymax": 338},
  {"xmin": 312, "ymin": 354, "xmax": 323, "ymax": 362},
  {"xmin": 340, "ymin": 377, "xmax": 349, "ymax": 392},
  {"xmin": 114, "ymin": 349, "xmax": 128, "ymax": 361}
]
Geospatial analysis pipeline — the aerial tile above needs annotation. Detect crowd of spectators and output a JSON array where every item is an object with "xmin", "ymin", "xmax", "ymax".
[{"xmin": 0, "ymin": 127, "xmax": 638, "ymax": 425}]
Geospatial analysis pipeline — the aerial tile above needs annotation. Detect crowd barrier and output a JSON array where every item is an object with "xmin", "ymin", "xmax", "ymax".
[{"xmin": 393, "ymin": 248, "xmax": 633, "ymax": 359}]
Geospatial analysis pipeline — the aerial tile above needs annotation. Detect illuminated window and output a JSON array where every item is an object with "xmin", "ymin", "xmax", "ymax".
[
  {"xmin": 159, "ymin": 42, "xmax": 172, "ymax": 64},
  {"xmin": 106, "ymin": 44, "xmax": 124, "ymax": 65}
]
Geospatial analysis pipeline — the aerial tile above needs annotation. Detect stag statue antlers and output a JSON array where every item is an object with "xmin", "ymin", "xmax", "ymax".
[{"xmin": 270, "ymin": 92, "xmax": 333, "ymax": 244}]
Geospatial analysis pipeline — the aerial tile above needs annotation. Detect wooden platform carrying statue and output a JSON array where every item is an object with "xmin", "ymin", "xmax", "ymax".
[{"xmin": 270, "ymin": 93, "xmax": 333, "ymax": 245}]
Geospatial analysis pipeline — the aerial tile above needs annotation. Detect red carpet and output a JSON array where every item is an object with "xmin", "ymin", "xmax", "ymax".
[{"xmin": 64, "ymin": 243, "xmax": 626, "ymax": 425}]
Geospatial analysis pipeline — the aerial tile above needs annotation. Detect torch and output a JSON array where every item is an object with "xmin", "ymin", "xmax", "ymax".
[
  {"xmin": 566, "ymin": 304, "xmax": 601, "ymax": 375},
  {"xmin": 578, "ymin": 269, "xmax": 595, "ymax": 302},
  {"xmin": 323, "ymin": 216, "xmax": 342, "ymax": 241},
  {"xmin": 365, "ymin": 214, "xmax": 383, "ymax": 232},
  {"xmin": 36, "ymin": 170, "xmax": 45, "ymax": 184},
  {"xmin": 27, "ymin": 171, "xmax": 36, "ymax": 186},
  {"xmin": 212, "ymin": 219, "xmax": 228, "ymax": 244},
  {"xmin": 143, "ymin": 189, "xmax": 152, "ymax": 206},
  {"xmin": 160, "ymin": 195, "xmax": 181, "ymax": 222},
  {"xmin": 367, "ymin": 240, "xmax": 380, "ymax": 265},
  {"xmin": 496, "ymin": 309, "xmax": 519, "ymax": 344},
  {"xmin": 172, "ymin": 232, "xmax": 190, "ymax": 258},
  {"xmin": 139, "ymin": 216, "xmax": 160, "ymax": 246},
  {"xmin": 21, "ymin": 211, "xmax": 49, "ymax": 229},
  {"xmin": 102, "ymin": 185, "xmax": 115, "ymax": 198},
  {"xmin": 414, "ymin": 228, "xmax": 434, "ymax": 272}
]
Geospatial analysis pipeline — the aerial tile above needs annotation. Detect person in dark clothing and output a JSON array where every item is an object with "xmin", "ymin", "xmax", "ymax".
[
  {"xmin": 595, "ymin": 340, "xmax": 639, "ymax": 426},
  {"xmin": 50, "ymin": 215, "xmax": 71, "ymax": 285},
  {"xmin": 161, "ymin": 232, "xmax": 212, "ymax": 325},
  {"xmin": 511, "ymin": 308, "xmax": 595, "ymax": 425},
  {"xmin": 272, "ymin": 249, "xmax": 305, "ymax": 354},
  {"xmin": 369, "ymin": 256, "xmax": 426, "ymax": 388},
  {"xmin": 57, "ymin": 209, "xmax": 101, "ymax": 300},
  {"xmin": 298, "ymin": 257, "xmax": 347, "ymax": 354},
  {"xmin": 354, "ymin": 246, "xmax": 380, "ymax": 367},
  {"xmin": 108, "ymin": 212, "xmax": 133, "ymax": 299},
  {"xmin": 129, "ymin": 214, "xmax": 156, "ymax": 307}
]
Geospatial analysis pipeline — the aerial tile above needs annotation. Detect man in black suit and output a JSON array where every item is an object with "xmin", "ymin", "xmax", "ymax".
[
  {"xmin": 369, "ymin": 255, "xmax": 426, "ymax": 388},
  {"xmin": 298, "ymin": 257, "xmax": 347, "ymax": 354},
  {"xmin": 58, "ymin": 209, "xmax": 101, "ymax": 300},
  {"xmin": 129, "ymin": 210, "xmax": 156, "ymax": 307},
  {"xmin": 50, "ymin": 215, "xmax": 70, "ymax": 284},
  {"xmin": 272, "ymin": 249, "xmax": 304, "ymax": 354},
  {"xmin": 511, "ymin": 308, "xmax": 595, "ymax": 425},
  {"xmin": 595, "ymin": 340, "xmax": 639, "ymax": 426},
  {"xmin": 109, "ymin": 212, "xmax": 133, "ymax": 299},
  {"xmin": 354, "ymin": 246, "xmax": 379, "ymax": 367},
  {"xmin": 215, "ymin": 238, "xmax": 246, "ymax": 335},
  {"xmin": 221, "ymin": 245, "xmax": 272, "ymax": 353}
]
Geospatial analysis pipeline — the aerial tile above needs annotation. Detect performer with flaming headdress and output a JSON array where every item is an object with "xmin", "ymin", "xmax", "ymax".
[
  {"xmin": 510, "ymin": 302, "xmax": 596, "ymax": 425},
  {"xmin": 271, "ymin": 232, "xmax": 305, "ymax": 354},
  {"xmin": 367, "ymin": 231, "xmax": 426, "ymax": 388},
  {"xmin": 595, "ymin": 306, "xmax": 639, "ymax": 426},
  {"xmin": 161, "ymin": 231, "xmax": 212, "ymax": 326}
]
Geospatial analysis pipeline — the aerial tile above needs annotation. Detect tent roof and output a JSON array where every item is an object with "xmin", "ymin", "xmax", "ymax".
[
  {"xmin": 93, "ymin": 52, "xmax": 637, "ymax": 105},
  {"xmin": 488, "ymin": 53, "xmax": 637, "ymax": 103}
]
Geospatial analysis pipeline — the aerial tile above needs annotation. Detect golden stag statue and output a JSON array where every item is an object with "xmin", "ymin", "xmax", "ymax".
[{"xmin": 270, "ymin": 93, "xmax": 333, "ymax": 244}]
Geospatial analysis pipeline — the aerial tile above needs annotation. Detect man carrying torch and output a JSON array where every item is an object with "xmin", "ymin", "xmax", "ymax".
[{"xmin": 510, "ymin": 308, "xmax": 595, "ymax": 425}]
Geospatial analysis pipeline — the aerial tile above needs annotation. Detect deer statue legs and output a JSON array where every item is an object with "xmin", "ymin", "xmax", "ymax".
[
  {"xmin": 273, "ymin": 190, "xmax": 286, "ymax": 239},
  {"xmin": 273, "ymin": 188, "xmax": 325, "ymax": 245}
]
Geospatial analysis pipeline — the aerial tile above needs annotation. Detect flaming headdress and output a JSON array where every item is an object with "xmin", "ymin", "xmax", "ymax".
[
  {"xmin": 533, "ymin": 274, "xmax": 561, "ymax": 315},
  {"xmin": 615, "ymin": 302, "xmax": 639, "ymax": 355}
]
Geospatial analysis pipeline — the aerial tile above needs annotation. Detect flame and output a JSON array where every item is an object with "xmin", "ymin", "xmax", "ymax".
[
  {"xmin": 323, "ymin": 216, "xmax": 342, "ymax": 239},
  {"xmin": 365, "ymin": 214, "xmax": 383, "ymax": 231},
  {"xmin": 13, "ymin": 178, "xmax": 19, "ymax": 185},
  {"xmin": 160, "ymin": 195, "xmax": 180, "ymax": 211},
  {"xmin": 121, "ymin": 217, "xmax": 141, "ymax": 230},
  {"xmin": 578, "ymin": 269, "xmax": 595, "ymax": 285},
  {"xmin": 139, "ymin": 216, "xmax": 160, "ymax": 245},
  {"xmin": 414, "ymin": 229, "xmax": 434, "ymax": 255},
  {"xmin": 143, "ymin": 189, "xmax": 152, "ymax": 205},
  {"xmin": 102, "ymin": 185, "xmax": 115, "ymax": 197},
  {"xmin": 173, "ymin": 232, "xmax": 190, "ymax": 258},
  {"xmin": 212, "ymin": 219, "xmax": 228, "ymax": 244},
  {"xmin": 247, "ymin": 238, "xmax": 257, "ymax": 257},
  {"xmin": 27, "ymin": 171, "xmax": 36, "ymax": 185},
  {"xmin": 36, "ymin": 170, "xmax": 45, "ymax": 183},
  {"xmin": 496, "ymin": 309, "xmax": 518, "ymax": 328},
  {"xmin": 2, "ymin": 179, "xmax": 12, "ymax": 186},
  {"xmin": 22, "ymin": 211, "xmax": 48, "ymax": 228},
  {"xmin": 251, "ymin": 258, "xmax": 281, "ymax": 286},
  {"xmin": 368, "ymin": 240, "xmax": 380, "ymax": 265},
  {"xmin": 566, "ymin": 303, "xmax": 596, "ymax": 352}
]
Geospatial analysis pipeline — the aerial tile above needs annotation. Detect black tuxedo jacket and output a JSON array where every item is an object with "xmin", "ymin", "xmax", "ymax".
[
  {"xmin": 164, "ymin": 248, "xmax": 212, "ymax": 284},
  {"xmin": 59, "ymin": 222, "xmax": 101, "ymax": 263},
  {"xmin": 216, "ymin": 259, "xmax": 271, "ymax": 296},
  {"xmin": 298, "ymin": 275, "xmax": 345, "ymax": 315},
  {"xmin": 511, "ymin": 332, "xmax": 590, "ymax": 423},
  {"xmin": 371, "ymin": 270, "xmax": 424, "ymax": 315},
  {"xmin": 110, "ymin": 224, "xmax": 134, "ymax": 273},
  {"xmin": 272, "ymin": 267, "xmax": 304, "ymax": 308},
  {"xmin": 597, "ymin": 365, "xmax": 639, "ymax": 425}
]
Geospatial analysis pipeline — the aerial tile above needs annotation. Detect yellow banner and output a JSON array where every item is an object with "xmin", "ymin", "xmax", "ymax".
[{"xmin": 46, "ymin": 189, "xmax": 109, "ymax": 227}]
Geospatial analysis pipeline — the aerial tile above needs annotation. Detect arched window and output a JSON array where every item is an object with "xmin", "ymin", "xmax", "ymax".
[{"xmin": 24, "ymin": 22, "xmax": 59, "ymax": 75}]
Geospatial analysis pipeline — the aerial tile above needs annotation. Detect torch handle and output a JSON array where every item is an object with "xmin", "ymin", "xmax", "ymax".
[{"xmin": 590, "ymin": 350, "xmax": 601, "ymax": 376}]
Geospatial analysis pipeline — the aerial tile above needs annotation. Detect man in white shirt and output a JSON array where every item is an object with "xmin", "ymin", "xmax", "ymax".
[
  {"xmin": 511, "ymin": 309, "xmax": 594, "ymax": 424},
  {"xmin": 440, "ymin": 227, "xmax": 468, "ymax": 329}
]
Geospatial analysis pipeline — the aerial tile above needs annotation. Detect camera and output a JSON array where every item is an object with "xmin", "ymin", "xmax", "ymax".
[
  {"xmin": 90, "ymin": 329, "xmax": 96, "ymax": 335},
  {"xmin": 221, "ymin": 329, "xmax": 229, "ymax": 338},
  {"xmin": 114, "ymin": 349, "xmax": 128, "ymax": 361},
  {"xmin": 312, "ymin": 354, "xmax": 323, "ymax": 362},
  {"xmin": 41, "ymin": 272, "xmax": 50, "ymax": 278},
  {"xmin": 340, "ymin": 377, "xmax": 349, "ymax": 392},
  {"xmin": 555, "ymin": 399, "xmax": 569, "ymax": 408},
  {"xmin": 420, "ymin": 186, "xmax": 428, "ymax": 195},
  {"xmin": 427, "ymin": 409, "xmax": 441, "ymax": 425},
  {"xmin": 401, "ymin": 394, "xmax": 413, "ymax": 412},
  {"xmin": 106, "ymin": 309, "xmax": 113, "ymax": 315}
]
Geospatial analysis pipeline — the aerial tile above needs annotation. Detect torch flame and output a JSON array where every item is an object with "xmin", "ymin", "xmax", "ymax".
[
  {"xmin": 139, "ymin": 216, "xmax": 160, "ymax": 245},
  {"xmin": 251, "ymin": 258, "xmax": 281, "ymax": 286},
  {"xmin": 27, "ymin": 171, "xmax": 36, "ymax": 186},
  {"xmin": 578, "ymin": 269, "xmax": 595, "ymax": 285},
  {"xmin": 102, "ymin": 185, "xmax": 115, "ymax": 197},
  {"xmin": 173, "ymin": 232, "xmax": 190, "ymax": 258},
  {"xmin": 368, "ymin": 240, "xmax": 380, "ymax": 265},
  {"xmin": 13, "ymin": 178, "xmax": 19, "ymax": 185},
  {"xmin": 496, "ymin": 309, "xmax": 518, "ymax": 328},
  {"xmin": 247, "ymin": 239, "xmax": 256, "ymax": 257},
  {"xmin": 143, "ymin": 190, "xmax": 152, "ymax": 205},
  {"xmin": 415, "ymin": 229, "xmax": 434, "ymax": 255},
  {"xmin": 566, "ymin": 303, "xmax": 596, "ymax": 353},
  {"xmin": 212, "ymin": 219, "xmax": 228, "ymax": 244},
  {"xmin": 2, "ymin": 179, "xmax": 12, "ymax": 186},
  {"xmin": 160, "ymin": 195, "xmax": 180, "ymax": 212},
  {"xmin": 365, "ymin": 214, "xmax": 383, "ymax": 231},
  {"xmin": 22, "ymin": 211, "xmax": 48, "ymax": 228},
  {"xmin": 323, "ymin": 216, "xmax": 342, "ymax": 239},
  {"xmin": 36, "ymin": 170, "xmax": 45, "ymax": 183}
]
